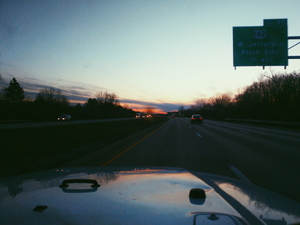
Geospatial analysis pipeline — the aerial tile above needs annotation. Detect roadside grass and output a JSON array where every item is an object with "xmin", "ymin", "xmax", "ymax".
[{"xmin": 0, "ymin": 117, "xmax": 168, "ymax": 176}]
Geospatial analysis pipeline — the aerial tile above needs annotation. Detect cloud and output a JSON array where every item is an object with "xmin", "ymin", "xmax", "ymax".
[
  {"xmin": 120, "ymin": 98, "xmax": 189, "ymax": 113},
  {"xmin": 0, "ymin": 75, "xmax": 100, "ymax": 103},
  {"xmin": 0, "ymin": 74, "xmax": 189, "ymax": 112}
]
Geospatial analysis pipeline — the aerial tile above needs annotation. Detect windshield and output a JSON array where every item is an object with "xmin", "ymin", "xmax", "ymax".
[{"xmin": 0, "ymin": 1, "xmax": 300, "ymax": 224}]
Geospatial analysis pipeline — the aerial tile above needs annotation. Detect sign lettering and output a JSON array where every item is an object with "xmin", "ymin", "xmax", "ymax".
[{"xmin": 253, "ymin": 30, "xmax": 267, "ymax": 39}]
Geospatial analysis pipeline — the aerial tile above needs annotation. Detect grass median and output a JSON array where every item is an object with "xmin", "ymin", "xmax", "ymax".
[{"xmin": 0, "ymin": 117, "xmax": 168, "ymax": 177}]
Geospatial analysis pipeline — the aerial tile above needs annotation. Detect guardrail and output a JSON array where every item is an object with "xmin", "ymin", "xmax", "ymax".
[{"xmin": 224, "ymin": 118, "xmax": 300, "ymax": 127}]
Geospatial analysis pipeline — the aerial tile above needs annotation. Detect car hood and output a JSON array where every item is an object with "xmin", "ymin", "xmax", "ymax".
[{"xmin": 0, "ymin": 167, "xmax": 299, "ymax": 225}]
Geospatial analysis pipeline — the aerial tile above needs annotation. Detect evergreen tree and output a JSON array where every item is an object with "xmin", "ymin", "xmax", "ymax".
[{"xmin": 3, "ymin": 78, "xmax": 25, "ymax": 102}]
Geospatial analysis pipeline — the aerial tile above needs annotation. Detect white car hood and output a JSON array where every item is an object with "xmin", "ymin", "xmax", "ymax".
[{"xmin": 0, "ymin": 167, "xmax": 299, "ymax": 225}]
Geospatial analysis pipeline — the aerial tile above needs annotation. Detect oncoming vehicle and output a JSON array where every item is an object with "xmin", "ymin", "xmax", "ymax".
[
  {"xmin": 191, "ymin": 114, "xmax": 203, "ymax": 124},
  {"xmin": 57, "ymin": 114, "xmax": 71, "ymax": 121},
  {"xmin": 136, "ymin": 113, "xmax": 145, "ymax": 118}
]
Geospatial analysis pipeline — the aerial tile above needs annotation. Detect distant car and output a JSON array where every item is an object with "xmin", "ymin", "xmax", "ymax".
[
  {"xmin": 191, "ymin": 114, "xmax": 203, "ymax": 123},
  {"xmin": 57, "ymin": 114, "xmax": 71, "ymax": 121}
]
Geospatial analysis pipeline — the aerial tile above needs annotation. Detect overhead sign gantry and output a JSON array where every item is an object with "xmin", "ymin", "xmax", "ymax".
[{"xmin": 233, "ymin": 18, "xmax": 300, "ymax": 69}]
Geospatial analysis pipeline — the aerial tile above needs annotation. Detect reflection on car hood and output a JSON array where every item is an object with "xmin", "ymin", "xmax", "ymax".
[{"xmin": 0, "ymin": 167, "xmax": 299, "ymax": 225}]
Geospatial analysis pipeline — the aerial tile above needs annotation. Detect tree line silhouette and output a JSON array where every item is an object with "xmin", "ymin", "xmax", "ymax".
[
  {"xmin": 180, "ymin": 71, "xmax": 300, "ymax": 122},
  {"xmin": 0, "ymin": 78, "xmax": 135, "ymax": 121},
  {"xmin": 1, "ymin": 71, "xmax": 300, "ymax": 122}
]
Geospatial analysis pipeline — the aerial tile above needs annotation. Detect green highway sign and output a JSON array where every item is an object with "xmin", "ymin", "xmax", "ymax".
[
  {"xmin": 233, "ymin": 19, "xmax": 288, "ymax": 67},
  {"xmin": 263, "ymin": 18, "xmax": 288, "ymax": 27}
]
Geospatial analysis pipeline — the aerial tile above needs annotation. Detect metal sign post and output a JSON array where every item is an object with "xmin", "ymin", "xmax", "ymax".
[{"xmin": 288, "ymin": 36, "xmax": 300, "ymax": 60}]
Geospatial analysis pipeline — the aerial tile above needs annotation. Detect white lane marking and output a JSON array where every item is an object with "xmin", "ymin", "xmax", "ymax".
[
  {"xmin": 228, "ymin": 165, "xmax": 252, "ymax": 184},
  {"xmin": 196, "ymin": 133, "xmax": 202, "ymax": 138}
]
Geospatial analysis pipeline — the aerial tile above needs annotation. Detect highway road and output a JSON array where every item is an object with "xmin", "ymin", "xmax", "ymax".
[{"xmin": 69, "ymin": 117, "xmax": 300, "ymax": 202}]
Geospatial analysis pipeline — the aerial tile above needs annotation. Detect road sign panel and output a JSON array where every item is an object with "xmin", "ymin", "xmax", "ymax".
[
  {"xmin": 264, "ymin": 18, "xmax": 287, "ymax": 27},
  {"xmin": 233, "ymin": 19, "xmax": 288, "ymax": 67}
]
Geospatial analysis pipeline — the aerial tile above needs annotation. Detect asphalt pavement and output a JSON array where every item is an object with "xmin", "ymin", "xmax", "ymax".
[{"xmin": 83, "ymin": 117, "xmax": 300, "ymax": 203}]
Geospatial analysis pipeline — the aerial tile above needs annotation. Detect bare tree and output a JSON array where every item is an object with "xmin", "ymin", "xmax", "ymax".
[
  {"xmin": 35, "ymin": 87, "xmax": 69, "ymax": 105},
  {"xmin": 95, "ymin": 91, "xmax": 119, "ymax": 105},
  {"xmin": 33, "ymin": 87, "xmax": 70, "ymax": 121},
  {"xmin": 95, "ymin": 91, "xmax": 105, "ymax": 103},
  {"xmin": 209, "ymin": 94, "xmax": 231, "ymax": 107}
]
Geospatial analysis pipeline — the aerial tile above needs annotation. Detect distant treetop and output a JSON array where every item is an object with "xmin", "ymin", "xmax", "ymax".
[{"xmin": 3, "ymin": 78, "xmax": 25, "ymax": 102}]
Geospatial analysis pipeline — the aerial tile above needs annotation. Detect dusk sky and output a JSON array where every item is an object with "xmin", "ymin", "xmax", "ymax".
[{"xmin": 1, "ymin": 0, "xmax": 299, "ymax": 113}]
